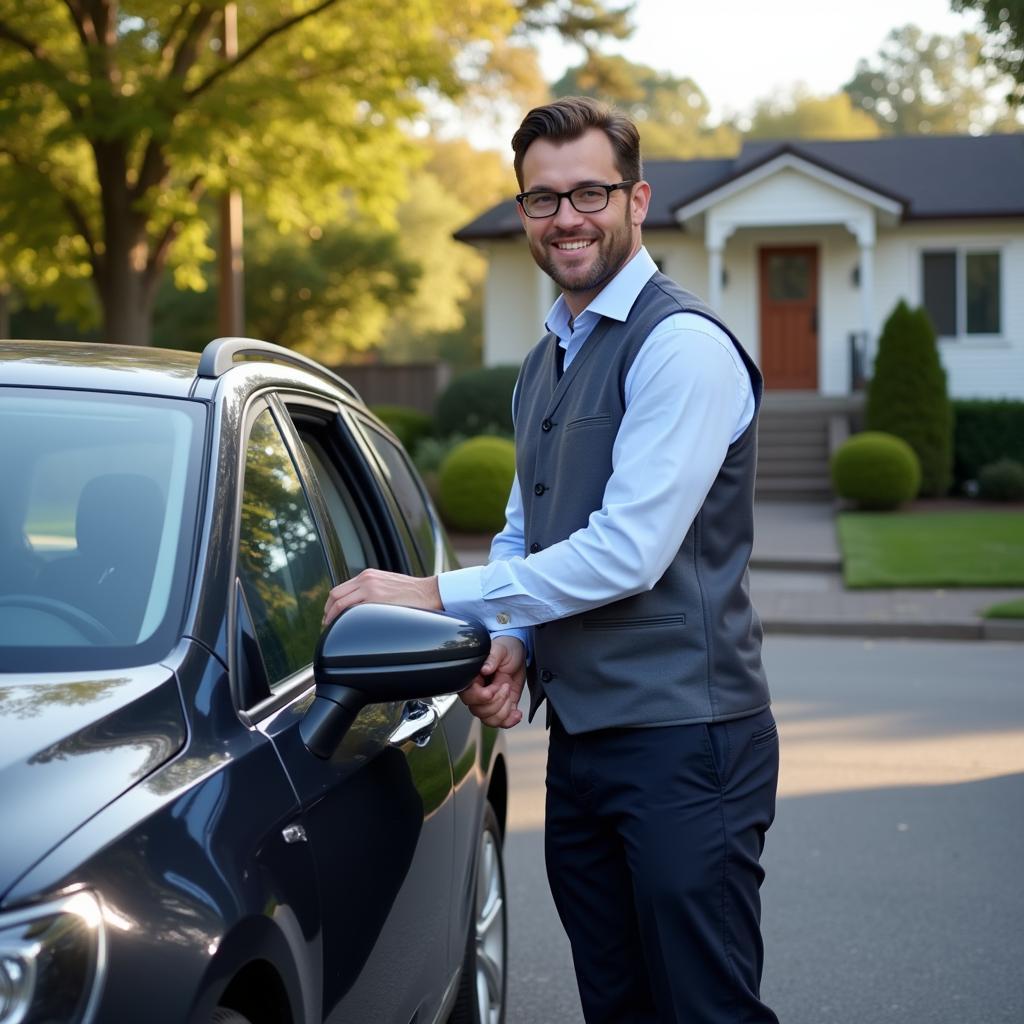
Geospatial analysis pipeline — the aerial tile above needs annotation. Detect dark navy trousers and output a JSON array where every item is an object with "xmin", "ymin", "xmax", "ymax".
[{"xmin": 544, "ymin": 707, "xmax": 780, "ymax": 1024}]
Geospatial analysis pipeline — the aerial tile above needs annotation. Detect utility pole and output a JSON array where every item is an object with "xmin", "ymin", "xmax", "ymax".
[{"xmin": 218, "ymin": 2, "xmax": 245, "ymax": 337}]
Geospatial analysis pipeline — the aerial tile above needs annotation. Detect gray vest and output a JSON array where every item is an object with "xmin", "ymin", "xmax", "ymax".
[{"xmin": 514, "ymin": 272, "xmax": 770, "ymax": 734}]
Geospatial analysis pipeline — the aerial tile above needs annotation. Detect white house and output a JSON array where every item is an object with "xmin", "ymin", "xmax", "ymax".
[{"xmin": 456, "ymin": 135, "xmax": 1024, "ymax": 401}]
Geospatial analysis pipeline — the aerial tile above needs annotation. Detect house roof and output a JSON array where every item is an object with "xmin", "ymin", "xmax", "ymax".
[{"xmin": 454, "ymin": 134, "xmax": 1024, "ymax": 241}]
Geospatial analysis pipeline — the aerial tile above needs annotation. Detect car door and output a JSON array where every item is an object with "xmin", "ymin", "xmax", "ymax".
[{"xmin": 241, "ymin": 394, "xmax": 457, "ymax": 1024}]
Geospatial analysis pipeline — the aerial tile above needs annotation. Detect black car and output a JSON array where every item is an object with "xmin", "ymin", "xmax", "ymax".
[{"xmin": 0, "ymin": 338, "xmax": 509, "ymax": 1024}]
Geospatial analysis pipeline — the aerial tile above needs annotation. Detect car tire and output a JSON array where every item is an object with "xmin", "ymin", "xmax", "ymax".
[
  {"xmin": 449, "ymin": 801, "xmax": 507, "ymax": 1024},
  {"xmin": 210, "ymin": 1009, "xmax": 254, "ymax": 1024}
]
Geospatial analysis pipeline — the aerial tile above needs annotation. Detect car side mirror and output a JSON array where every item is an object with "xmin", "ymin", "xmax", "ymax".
[{"xmin": 299, "ymin": 603, "xmax": 490, "ymax": 759}]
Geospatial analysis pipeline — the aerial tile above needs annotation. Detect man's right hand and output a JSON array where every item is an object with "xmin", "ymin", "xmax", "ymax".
[{"xmin": 460, "ymin": 635, "xmax": 526, "ymax": 729}]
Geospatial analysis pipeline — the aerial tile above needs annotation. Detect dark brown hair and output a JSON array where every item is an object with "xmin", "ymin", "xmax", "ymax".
[{"xmin": 511, "ymin": 96, "xmax": 642, "ymax": 188}]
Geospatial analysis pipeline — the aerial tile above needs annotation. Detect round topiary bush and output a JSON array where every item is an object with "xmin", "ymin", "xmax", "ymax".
[
  {"xmin": 866, "ymin": 301, "xmax": 952, "ymax": 497},
  {"xmin": 370, "ymin": 404, "xmax": 434, "ymax": 451},
  {"xmin": 977, "ymin": 458, "xmax": 1024, "ymax": 501},
  {"xmin": 438, "ymin": 436, "xmax": 516, "ymax": 533},
  {"xmin": 435, "ymin": 365, "xmax": 519, "ymax": 438},
  {"xmin": 831, "ymin": 431, "xmax": 922, "ymax": 510}
]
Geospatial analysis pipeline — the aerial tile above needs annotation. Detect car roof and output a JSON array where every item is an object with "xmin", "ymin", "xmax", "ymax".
[{"xmin": 0, "ymin": 340, "xmax": 202, "ymax": 398}]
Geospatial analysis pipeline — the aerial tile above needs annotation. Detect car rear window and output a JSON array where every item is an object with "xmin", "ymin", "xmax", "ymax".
[{"xmin": 0, "ymin": 389, "xmax": 205, "ymax": 671}]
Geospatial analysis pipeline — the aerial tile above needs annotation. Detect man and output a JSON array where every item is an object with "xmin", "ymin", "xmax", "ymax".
[{"xmin": 324, "ymin": 97, "xmax": 779, "ymax": 1024}]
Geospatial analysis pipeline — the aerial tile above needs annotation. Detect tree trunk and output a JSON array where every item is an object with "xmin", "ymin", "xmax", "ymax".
[{"xmin": 99, "ymin": 262, "xmax": 154, "ymax": 347}]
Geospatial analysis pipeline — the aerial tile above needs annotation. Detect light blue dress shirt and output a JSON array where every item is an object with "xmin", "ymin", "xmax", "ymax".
[{"xmin": 437, "ymin": 247, "xmax": 754, "ymax": 645}]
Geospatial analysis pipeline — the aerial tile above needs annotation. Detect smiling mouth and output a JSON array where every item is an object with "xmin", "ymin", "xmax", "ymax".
[{"xmin": 551, "ymin": 239, "xmax": 595, "ymax": 252}]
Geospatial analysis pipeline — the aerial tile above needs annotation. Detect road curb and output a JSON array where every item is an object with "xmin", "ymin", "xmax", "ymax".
[{"xmin": 762, "ymin": 618, "xmax": 1024, "ymax": 642}]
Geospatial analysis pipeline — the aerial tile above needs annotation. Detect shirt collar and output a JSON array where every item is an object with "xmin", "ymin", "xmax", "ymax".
[{"xmin": 544, "ymin": 247, "xmax": 658, "ymax": 340}]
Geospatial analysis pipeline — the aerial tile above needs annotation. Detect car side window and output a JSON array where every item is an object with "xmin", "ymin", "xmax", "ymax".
[
  {"xmin": 237, "ymin": 408, "xmax": 333, "ymax": 688},
  {"xmin": 361, "ymin": 425, "xmax": 438, "ymax": 575},
  {"xmin": 301, "ymin": 434, "xmax": 378, "ymax": 576}
]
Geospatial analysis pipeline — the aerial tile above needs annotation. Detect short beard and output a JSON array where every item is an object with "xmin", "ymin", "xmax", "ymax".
[{"xmin": 530, "ymin": 202, "xmax": 634, "ymax": 298}]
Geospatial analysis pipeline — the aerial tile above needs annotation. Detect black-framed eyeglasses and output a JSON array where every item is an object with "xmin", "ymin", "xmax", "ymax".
[{"xmin": 515, "ymin": 181, "xmax": 636, "ymax": 219}]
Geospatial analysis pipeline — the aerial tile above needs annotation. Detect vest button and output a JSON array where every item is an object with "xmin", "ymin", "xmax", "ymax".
[
  {"xmin": 540, "ymin": 669, "xmax": 553, "ymax": 683},
  {"xmin": 534, "ymin": 483, "xmax": 547, "ymax": 496},
  {"xmin": 541, "ymin": 418, "xmax": 553, "ymax": 432},
  {"xmin": 529, "ymin": 542, "xmax": 541, "ymax": 553}
]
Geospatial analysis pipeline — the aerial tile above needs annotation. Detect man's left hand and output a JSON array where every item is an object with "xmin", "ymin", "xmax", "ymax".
[{"xmin": 323, "ymin": 568, "xmax": 442, "ymax": 626}]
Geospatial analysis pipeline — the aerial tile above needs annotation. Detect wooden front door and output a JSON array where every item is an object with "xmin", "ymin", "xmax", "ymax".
[{"xmin": 759, "ymin": 246, "xmax": 819, "ymax": 389}]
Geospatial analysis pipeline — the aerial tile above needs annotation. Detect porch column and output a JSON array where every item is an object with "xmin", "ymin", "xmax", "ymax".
[
  {"xmin": 705, "ymin": 216, "xmax": 734, "ymax": 314},
  {"xmin": 536, "ymin": 265, "xmax": 552, "ymax": 328},
  {"xmin": 852, "ymin": 217, "xmax": 876, "ymax": 374}
]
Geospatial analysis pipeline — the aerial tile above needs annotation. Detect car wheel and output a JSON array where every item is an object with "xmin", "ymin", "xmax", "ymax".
[
  {"xmin": 450, "ymin": 802, "xmax": 507, "ymax": 1024},
  {"xmin": 211, "ymin": 1009, "xmax": 254, "ymax": 1024}
]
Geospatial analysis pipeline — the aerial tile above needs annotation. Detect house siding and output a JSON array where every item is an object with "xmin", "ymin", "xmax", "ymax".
[{"xmin": 478, "ymin": 219, "xmax": 1024, "ymax": 400}]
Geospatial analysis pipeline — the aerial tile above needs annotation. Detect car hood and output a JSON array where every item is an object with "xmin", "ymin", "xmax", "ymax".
[{"xmin": 0, "ymin": 665, "xmax": 186, "ymax": 898}]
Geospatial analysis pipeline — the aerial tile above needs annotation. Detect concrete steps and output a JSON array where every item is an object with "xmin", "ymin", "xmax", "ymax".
[{"xmin": 756, "ymin": 393, "xmax": 863, "ymax": 500}]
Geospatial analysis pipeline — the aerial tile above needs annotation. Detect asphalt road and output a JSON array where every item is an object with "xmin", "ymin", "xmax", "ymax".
[{"xmin": 500, "ymin": 636, "xmax": 1024, "ymax": 1024}]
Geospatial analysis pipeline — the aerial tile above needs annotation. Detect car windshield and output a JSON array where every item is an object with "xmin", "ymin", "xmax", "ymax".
[{"xmin": 0, "ymin": 389, "xmax": 205, "ymax": 671}]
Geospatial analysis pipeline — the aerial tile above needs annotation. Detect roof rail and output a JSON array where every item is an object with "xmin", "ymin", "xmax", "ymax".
[{"xmin": 197, "ymin": 337, "xmax": 360, "ymax": 400}]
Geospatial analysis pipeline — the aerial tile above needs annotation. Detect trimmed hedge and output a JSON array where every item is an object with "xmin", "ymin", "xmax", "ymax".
[
  {"xmin": 438, "ymin": 436, "xmax": 516, "ymax": 533},
  {"xmin": 866, "ymin": 301, "xmax": 952, "ymax": 497},
  {"xmin": 831, "ymin": 431, "xmax": 922, "ymax": 510},
  {"xmin": 435, "ymin": 365, "xmax": 519, "ymax": 438},
  {"xmin": 952, "ymin": 399, "xmax": 1024, "ymax": 490},
  {"xmin": 978, "ymin": 459, "xmax": 1024, "ymax": 502},
  {"xmin": 370, "ymin": 404, "xmax": 434, "ymax": 452}
]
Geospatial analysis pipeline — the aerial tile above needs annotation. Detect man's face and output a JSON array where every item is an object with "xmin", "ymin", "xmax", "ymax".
[{"xmin": 516, "ymin": 128, "xmax": 651, "ymax": 314}]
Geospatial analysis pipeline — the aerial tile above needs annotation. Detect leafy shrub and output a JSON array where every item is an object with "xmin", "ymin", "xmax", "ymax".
[
  {"xmin": 435, "ymin": 365, "xmax": 519, "ymax": 438},
  {"xmin": 438, "ymin": 436, "xmax": 516, "ymax": 533},
  {"xmin": 977, "ymin": 459, "xmax": 1024, "ymax": 502},
  {"xmin": 370, "ymin": 405, "xmax": 433, "ymax": 452},
  {"xmin": 831, "ymin": 431, "xmax": 922, "ymax": 510},
  {"xmin": 866, "ymin": 301, "xmax": 952, "ymax": 497},
  {"xmin": 953, "ymin": 400, "xmax": 1024, "ymax": 490}
]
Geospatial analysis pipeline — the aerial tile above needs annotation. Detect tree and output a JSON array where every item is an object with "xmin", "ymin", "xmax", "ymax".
[
  {"xmin": 865, "ymin": 301, "xmax": 953, "ymax": 497},
  {"xmin": 843, "ymin": 23, "xmax": 1022, "ymax": 134},
  {"xmin": 952, "ymin": 0, "xmax": 1024, "ymax": 105},
  {"xmin": 552, "ymin": 53, "xmax": 738, "ymax": 158},
  {"xmin": 746, "ymin": 87, "xmax": 881, "ymax": 140},
  {"xmin": 0, "ymin": 0, "xmax": 520, "ymax": 345}
]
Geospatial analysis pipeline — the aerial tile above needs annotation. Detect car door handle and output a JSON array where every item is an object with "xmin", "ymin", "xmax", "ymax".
[{"xmin": 389, "ymin": 700, "xmax": 439, "ymax": 748}]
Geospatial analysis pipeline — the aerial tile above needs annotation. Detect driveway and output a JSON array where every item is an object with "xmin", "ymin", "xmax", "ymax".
[{"xmin": 501, "ymin": 635, "xmax": 1024, "ymax": 1024}]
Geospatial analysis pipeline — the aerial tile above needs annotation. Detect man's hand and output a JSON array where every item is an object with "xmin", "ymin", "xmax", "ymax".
[
  {"xmin": 459, "ymin": 636, "xmax": 526, "ymax": 729},
  {"xmin": 323, "ymin": 569, "xmax": 442, "ymax": 626}
]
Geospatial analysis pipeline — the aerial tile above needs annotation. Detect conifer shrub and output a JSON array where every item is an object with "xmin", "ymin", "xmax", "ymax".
[
  {"xmin": 435, "ymin": 365, "xmax": 519, "ymax": 438},
  {"xmin": 865, "ymin": 301, "xmax": 952, "ymax": 497},
  {"xmin": 831, "ymin": 431, "xmax": 921, "ymax": 510},
  {"xmin": 438, "ymin": 436, "xmax": 516, "ymax": 533},
  {"xmin": 977, "ymin": 459, "xmax": 1024, "ymax": 502},
  {"xmin": 370, "ymin": 405, "xmax": 434, "ymax": 451}
]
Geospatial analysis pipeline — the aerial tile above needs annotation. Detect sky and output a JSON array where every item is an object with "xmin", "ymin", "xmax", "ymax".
[{"xmin": 536, "ymin": 0, "xmax": 983, "ymax": 123}]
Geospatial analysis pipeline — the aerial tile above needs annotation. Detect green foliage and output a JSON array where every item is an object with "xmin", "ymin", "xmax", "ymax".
[
  {"xmin": 843, "ymin": 24, "xmax": 1022, "ymax": 134},
  {"xmin": 438, "ymin": 436, "xmax": 516, "ymax": 533},
  {"xmin": 371, "ymin": 405, "xmax": 435, "ymax": 452},
  {"xmin": 952, "ymin": 399, "xmax": 1024, "ymax": 489},
  {"xmin": 746, "ymin": 88, "xmax": 880, "ymax": 139},
  {"xmin": 435, "ymin": 365, "xmax": 519, "ymax": 437},
  {"xmin": 865, "ymin": 301, "xmax": 953, "ymax": 497},
  {"xmin": 952, "ymin": 0, "xmax": 1024, "ymax": 104},
  {"xmin": 831, "ymin": 431, "xmax": 922, "ymax": 510},
  {"xmin": 977, "ymin": 459, "xmax": 1024, "ymax": 501},
  {"xmin": 552, "ymin": 54, "xmax": 738, "ymax": 158}
]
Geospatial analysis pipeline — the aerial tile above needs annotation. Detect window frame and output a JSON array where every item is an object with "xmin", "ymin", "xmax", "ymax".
[
  {"xmin": 229, "ymin": 395, "xmax": 335, "ymax": 712},
  {"xmin": 919, "ymin": 245, "xmax": 1005, "ymax": 344}
]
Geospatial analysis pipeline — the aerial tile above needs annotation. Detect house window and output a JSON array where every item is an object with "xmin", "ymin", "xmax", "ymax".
[{"xmin": 922, "ymin": 249, "xmax": 1001, "ymax": 338}]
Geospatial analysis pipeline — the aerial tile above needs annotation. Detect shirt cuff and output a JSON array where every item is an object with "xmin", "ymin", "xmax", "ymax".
[{"xmin": 437, "ymin": 564, "xmax": 525, "ymax": 632}]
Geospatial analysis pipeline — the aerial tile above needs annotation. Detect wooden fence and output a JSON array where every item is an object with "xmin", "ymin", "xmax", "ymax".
[{"xmin": 329, "ymin": 362, "xmax": 453, "ymax": 414}]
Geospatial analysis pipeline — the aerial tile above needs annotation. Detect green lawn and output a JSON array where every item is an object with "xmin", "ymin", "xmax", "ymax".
[
  {"xmin": 984, "ymin": 597, "xmax": 1024, "ymax": 619},
  {"xmin": 837, "ymin": 510, "xmax": 1024, "ymax": 588}
]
